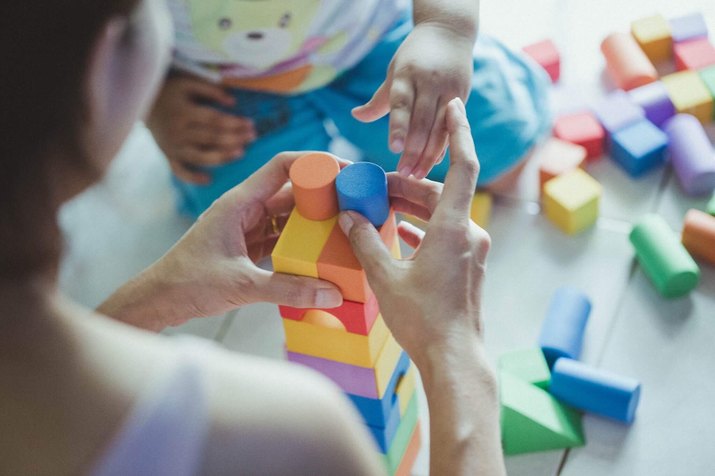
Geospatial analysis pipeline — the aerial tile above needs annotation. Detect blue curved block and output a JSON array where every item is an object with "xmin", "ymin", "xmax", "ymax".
[
  {"xmin": 336, "ymin": 162, "xmax": 390, "ymax": 226},
  {"xmin": 550, "ymin": 358, "xmax": 641, "ymax": 424},
  {"xmin": 538, "ymin": 287, "xmax": 591, "ymax": 367},
  {"xmin": 349, "ymin": 352, "xmax": 410, "ymax": 427}
]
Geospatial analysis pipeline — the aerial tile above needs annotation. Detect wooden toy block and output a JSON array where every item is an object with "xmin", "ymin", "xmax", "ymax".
[
  {"xmin": 664, "ymin": 114, "xmax": 715, "ymax": 196},
  {"xmin": 630, "ymin": 214, "xmax": 700, "ymax": 298},
  {"xmin": 395, "ymin": 367, "xmax": 417, "ymax": 418},
  {"xmin": 674, "ymin": 38, "xmax": 715, "ymax": 71},
  {"xmin": 631, "ymin": 14, "xmax": 672, "ymax": 63},
  {"xmin": 699, "ymin": 65, "xmax": 715, "ymax": 105},
  {"xmin": 592, "ymin": 90, "xmax": 645, "ymax": 137},
  {"xmin": 280, "ymin": 292, "xmax": 379, "ymax": 335},
  {"xmin": 289, "ymin": 152, "xmax": 340, "ymax": 221},
  {"xmin": 390, "ymin": 235, "xmax": 401, "ymax": 259},
  {"xmin": 537, "ymin": 138, "xmax": 587, "ymax": 192},
  {"xmin": 287, "ymin": 333, "xmax": 404, "ymax": 399},
  {"xmin": 551, "ymin": 358, "xmax": 641, "ymax": 424},
  {"xmin": 682, "ymin": 209, "xmax": 715, "ymax": 265},
  {"xmin": 367, "ymin": 393, "xmax": 401, "ymax": 452},
  {"xmin": 381, "ymin": 395, "xmax": 419, "ymax": 471},
  {"xmin": 394, "ymin": 422, "xmax": 421, "ymax": 476},
  {"xmin": 610, "ymin": 119, "xmax": 668, "ymax": 177},
  {"xmin": 500, "ymin": 372, "xmax": 584, "ymax": 455},
  {"xmin": 271, "ymin": 208, "xmax": 336, "ymax": 278},
  {"xmin": 522, "ymin": 39, "xmax": 560, "ymax": 83},
  {"xmin": 628, "ymin": 81, "xmax": 676, "ymax": 127},
  {"xmin": 349, "ymin": 355, "xmax": 411, "ymax": 427},
  {"xmin": 661, "ymin": 71, "xmax": 713, "ymax": 124},
  {"xmin": 553, "ymin": 112, "xmax": 605, "ymax": 160},
  {"xmin": 317, "ymin": 209, "xmax": 397, "ymax": 303},
  {"xmin": 336, "ymin": 162, "xmax": 390, "ymax": 226},
  {"xmin": 670, "ymin": 12, "xmax": 708, "ymax": 44},
  {"xmin": 499, "ymin": 349, "xmax": 551, "ymax": 388},
  {"xmin": 543, "ymin": 169, "xmax": 602, "ymax": 235},
  {"xmin": 470, "ymin": 192, "xmax": 492, "ymax": 228},
  {"xmin": 601, "ymin": 32, "xmax": 658, "ymax": 91},
  {"xmin": 538, "ymin": 287, "xmax": 591, "ymax": 368},
  {"xmin": 283, "ymin": 312, "xmax": 389, "ymax": 367},
  {"xmin": 709, "ymin": 192, "xmax": 715, "ymax": 215}
]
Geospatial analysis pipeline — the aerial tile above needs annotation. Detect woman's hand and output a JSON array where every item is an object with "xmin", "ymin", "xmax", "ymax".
[
  {"xmin": 352, "ymin": 22, "xmax": 474, "ymax": 180},
  {"xmin": 99, "ymin": 152, "xmax": 344, "ymax": 331},
  {"xmin": 146, "ymin": 74, "xmax": 256, "ymax": 184}
]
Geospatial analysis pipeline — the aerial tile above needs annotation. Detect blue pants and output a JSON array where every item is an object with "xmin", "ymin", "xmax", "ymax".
[{"xmin": 174, "ymin": 19, "xmax": 551, "ymax": 217}]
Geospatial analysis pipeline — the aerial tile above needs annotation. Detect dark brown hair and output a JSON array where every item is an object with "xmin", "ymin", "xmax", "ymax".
[{"xmin": 0, "ymin": 1, "xmax": 139, "ymax": 280}]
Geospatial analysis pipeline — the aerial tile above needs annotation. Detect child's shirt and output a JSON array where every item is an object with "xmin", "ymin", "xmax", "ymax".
[{"xmin": 169, "ymin": 0, "xmax": 408, "ymax": 94}]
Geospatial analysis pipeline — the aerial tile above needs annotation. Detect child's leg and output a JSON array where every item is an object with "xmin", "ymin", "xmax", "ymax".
[
  {"xmin": 310, "ymin": 19, "xmax": 551, "ymax": 186},
  {"xmin": 173, "ymin": 91, "xmax": 331, "ymax": 217}
]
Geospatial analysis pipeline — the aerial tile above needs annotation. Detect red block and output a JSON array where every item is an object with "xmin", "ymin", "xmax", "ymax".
[
  {"xmin": 674, "ymin": 38, "xmax": 715, "ymax": 71},
  {"xmin": 523, "ymin": 39, "xmax": 560, "ymax": 83},
  {"xmin": 279, "ymin": 291, "xmax": 380, "ymax": 335},
  {"xmin": 553, "ymin": 112, "xmax": 605, "ymax": 160}
]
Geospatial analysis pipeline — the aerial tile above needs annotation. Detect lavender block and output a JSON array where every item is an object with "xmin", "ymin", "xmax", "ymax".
[
  {"xmin": 670, "ymin": 13, "xmax": 708, "ymax": 43},
  {"xmin": 664, "ymin": 114, "xmax": 715, "ymax": 196},
  {"xmin": 592, "ymin": 90, "xmax": 645, "ymax": 136},
  {"xmin": 611, "ymin": 119, "xmax": 668, "ymax": 177},
  {"xmin": 628, "ymin": 82, "xmax": 676, "ymax": 127}
]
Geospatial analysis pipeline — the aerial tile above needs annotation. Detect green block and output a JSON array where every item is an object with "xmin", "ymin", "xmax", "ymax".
[
  {"xmin": 708, "ymin": 192, "xmax": 715, "ymax": 216},
  {"xmin": 700, "ymin": 66, "xmax": 715, "ymax": 117},
  {"xmin": 382, "ymin": 393, "xmax": 419, "ymax": 475},
  {"xmin": 499, "ymin": 349, "xmax": 551, "ymax": 389},
  {"xmin": 500, "ymin": 372, "xmax": 585, "ymax": 455}
]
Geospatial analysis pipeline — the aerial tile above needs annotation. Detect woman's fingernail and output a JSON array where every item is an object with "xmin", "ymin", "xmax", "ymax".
[
  {"xmin": 338, "ymin": 213, "xmax": 354, "ymax": 235},
  {"xmin": 390, "ymin": 138, "xmax": 405, "ymax": 153},
  {"xmin": 316, "ymin": 288, "xmax": 342, "ymax": 308}
]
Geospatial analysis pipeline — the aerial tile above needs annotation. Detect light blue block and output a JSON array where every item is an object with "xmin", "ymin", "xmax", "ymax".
[
  {"xmin": 349, "ymin": 352, "xmax": 410, "ymax": 427},
  {"xmin": 538, "ymin": 287, "xmax": 591, "ymax": 368},
  {"xmin": 610, "ymin": 119, "xmax": 668, "ymax": 177}
]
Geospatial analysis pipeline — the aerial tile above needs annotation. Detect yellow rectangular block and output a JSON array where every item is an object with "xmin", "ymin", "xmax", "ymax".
[
  {"xmin": 631, "ymin": 15, "xmax": 672, "ymax": 63},
  {"xmin": 271, "ymin": 208, "xmax": 336, "ymax": 278},
  {"xmin": 390, "ymin": 234, "xmax": 401, "ymax": 259},
  {"xmin": 375, "ymin": 335, "xmax": 405, "ymax": 399},
  {"xmin": 283, "ymin": 313, "xmax": 389, "ymax": 367},
  {"xmin": 470, "ymin": 192, "xmax": 493, "ymax": 229},
  {"xmin": 396, "ymin": 366, "xmax": 417, "ymax": 417},
  {"xmin": 543, "ymin": 169, "xmax": 602, "ymax": 235},
  {"xmin": 662, "ymin": 71, "xmax": 714, "ymax": 124}
]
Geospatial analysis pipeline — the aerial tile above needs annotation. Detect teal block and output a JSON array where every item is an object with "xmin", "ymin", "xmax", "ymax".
[{"xmin": 498, "ymin": 349, "xmax": 551, "ymax": 389}]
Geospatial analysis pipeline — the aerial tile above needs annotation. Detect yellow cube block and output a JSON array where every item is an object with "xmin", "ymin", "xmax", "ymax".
[
  {"xmin": 283, "ymin": 312, "xmax": 389, "ymax": 367},
  {"xmin": 375, "ymin": 335, "xmax": 405, "ymax": 399},
  {"xmin": 271, "ymin": 208, "xmax": 336, "ymax": 278},
  {"xmin": 470, "ymin": 192, "xmax": 493, "ymax": 228},
  {"xmin": 662, "ymin": 71, "xmax": 714, "ymax": 124},
  {"xmin": 396, "ymin": 366, "xmax": 417, "ymax": 417},
  {"xmin": 631, "ymin": 15, "xmax": 672, "ymax": 63},
  {"xmin": 543, "ymin": 169, "xmax": 602, "ymax": 235}
]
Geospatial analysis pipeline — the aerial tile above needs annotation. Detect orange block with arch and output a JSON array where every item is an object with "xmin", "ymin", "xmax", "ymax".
[{"xmin": 279, "ymin": 291, "xmax": 380, "ymax": 335}]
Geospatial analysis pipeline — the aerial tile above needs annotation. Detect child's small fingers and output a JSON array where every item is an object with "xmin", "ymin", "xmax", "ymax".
[
  {"xmin": 170, "ymin": 160, "xmax": 211, "ymax": 185},
  {"xmin": 191, "ymin": 107, "xmax": 254, "ymax": 133},
  {"xmin": 387, "ymin": 78, "xmax": 415, "ymax": 159},
  {"xmin": 397, "ymin": 221, "xmax": 426, "ymax": 249},
  {"xmin": 352, "ymin": 80, "xmax": 391, "ymax": 123},
  {"xmin": 186, "ymin": 79, "xmax": 236, "ymax": 107}
]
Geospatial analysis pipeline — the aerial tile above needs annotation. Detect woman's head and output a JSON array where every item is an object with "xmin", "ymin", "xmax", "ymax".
[{"xmin": 0, "ymin": 0, "xmax": 173, "ymax": 280}]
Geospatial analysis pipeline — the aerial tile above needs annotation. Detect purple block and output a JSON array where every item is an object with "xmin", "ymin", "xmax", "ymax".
[
  {"xmin": 670, "ymin": 13, "xmax": 708, "ymax": 43},
  {"xmin": 664, "ymin": 114, "xmax": 715, "ymax": 196},
  {"xmin": 592, "ymin": 90, "xmax": 645, "ymax": 136},
  {"xmin": 628, "ymin": 82, "xmax": 676, "ymax": 127}
]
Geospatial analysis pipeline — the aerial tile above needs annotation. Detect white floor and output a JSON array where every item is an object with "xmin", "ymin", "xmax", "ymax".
[{"xmin": 59, "ymin": 1, "xmax": 715, "ymax": 474}]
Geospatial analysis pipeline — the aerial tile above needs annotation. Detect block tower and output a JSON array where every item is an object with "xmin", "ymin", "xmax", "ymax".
[{"xmin": 271, "ymin": 152, "xmax": 420, "ymax": 475}]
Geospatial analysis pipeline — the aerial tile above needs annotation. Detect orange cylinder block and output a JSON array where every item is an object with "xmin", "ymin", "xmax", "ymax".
[
  {"xmin": 601, "ymin": 33, "xmax": 658, "ymax": 91},
  {"xmin": 289, "ymin": 152, "xmax": 341, "ymax": 221},
  {"xmin": 682, "ymin": 209, "xmax": 715, "ymax": 265}
]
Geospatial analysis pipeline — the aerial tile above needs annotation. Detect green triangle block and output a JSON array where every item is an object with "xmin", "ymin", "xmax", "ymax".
[
  {"xmin": 500, "ymin": 372, "xmax": 584, "ymax": 455},
  {"xmin": 708, "ymin": 192, "xmax": 715, "ymax": 216},
  {"xmin": 499, "ymin": 349, "xmax": 551, "ymax": 389}
]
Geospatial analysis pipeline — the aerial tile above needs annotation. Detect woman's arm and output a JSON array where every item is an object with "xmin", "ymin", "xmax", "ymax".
[{"xmin": 341, "ymin": 98, "xmax": 506, "ymax": 475}]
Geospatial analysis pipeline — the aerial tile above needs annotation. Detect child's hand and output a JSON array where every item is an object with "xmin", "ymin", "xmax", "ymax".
[
  {"xmin": 352, "ymin": 23, "xmax": 474, "ymax": 179},
  {"xmin": 147, "ymin": 74, "xmax": 256, "ymax": 184}
]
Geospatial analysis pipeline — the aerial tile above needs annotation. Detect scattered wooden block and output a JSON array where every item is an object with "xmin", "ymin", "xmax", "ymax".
[
  {"xmin": 271, "ymin": 208, "xmax": 336, "ymax": 278},
  {"xmin": 629, "ymin": 214, "xmax": 701, "ymax": 298},
  {"xmin": 470, "ymin": 192, "xmax": 492, "ymax": 228},
  {"xmin": 631, "ymin": 14, "xmax": 673, "ymax": 63},
  {"xmin": 543, "ymin": 169, "xmax": 602, "ymax": 235},
  {"xmin": 662, "ymin": 70, "xmax": 714, "ymax": 124},
  {"xmin": 499, "ymin": 349, "xmax": 551, "ymax": 389},
  {"xmin": 522, "ymin": 39, "xmax": 560, "ymax": 82},
  {"xmin": 670, "ymin": 12, "xmax": 708, "ymax": 43},
  {"xmin": 699, "ymin": 65, "xmax": 715, "ymax": 104},
  {"xmin": 592, "ymin": 90, "xmax": 645, "ymax": 146},
  {"xmin": 537, "ymin": 138, "xmax": 587, "ymax": 191},
  {"xmin": 709, "ymin": 192, "xmax": 715, "ymax": 215},
  {"xmin": 500, "ymin": 372, "xmax": 585, "ymax": 455},
  {"xmin": 601, "ymin": 32, "xmax": 658, "ymax": 90},
  {"xmin": 610, "ymin": 119, "xmax": 668, "ymax": 177},
  {"xmin": 664, "ymin": 114, "xmax": 715, "ymax": 196},
  {"xmin": 553, "ymin": 112, "xmax": 605, "ymax": 160},
  {"xmin": 682, "ymin": 209, "xmax": 715, "ymax": 265},
  {"xmin": 538, "ymin": 287, "xmax": 592, "ymax": 367},
  {"xmin": 674, "ymin": 38, "xmax": 715, "ymax": 71},
  {"xmin": 628, "ymin": 81, "xmax": 676, "ymax": 126}
]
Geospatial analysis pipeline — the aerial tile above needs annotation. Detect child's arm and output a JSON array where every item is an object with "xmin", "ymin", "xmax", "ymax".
[
  {"xmin": 147, "ymin": 74, "xmax": 257, "ymax": 184},
  {"xmin": 352, "ymin": 0, "xmax": 479, "ymax": 180}
]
